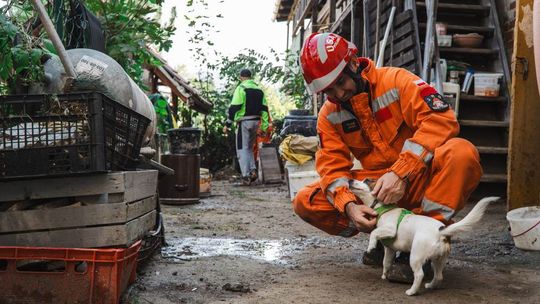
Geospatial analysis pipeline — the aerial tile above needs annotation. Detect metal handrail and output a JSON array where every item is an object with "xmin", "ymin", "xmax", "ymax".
[{"xmin": 421, "ymin": 0, "xmax": 443, "ymax": 92}]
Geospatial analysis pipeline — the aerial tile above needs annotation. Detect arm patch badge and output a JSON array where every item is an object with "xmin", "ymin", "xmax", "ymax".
[{"xmin": 419, "ymin": 86, "xmax": 449, "ymax": 112}]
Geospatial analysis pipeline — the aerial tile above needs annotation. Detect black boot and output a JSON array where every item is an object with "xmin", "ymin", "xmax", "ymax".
[
  {"xmin": 386, "ymin": 252, "xmax": 433, "ymax": 284},
  {"xmin": 362, "ymin": 241, "xmax": 384, "ymax": 266}
]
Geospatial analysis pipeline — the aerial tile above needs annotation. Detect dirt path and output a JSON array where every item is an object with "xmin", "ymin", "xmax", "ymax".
[{"xmin": 125, "ymin": 180, "xmax": 540, "ymax": 303}]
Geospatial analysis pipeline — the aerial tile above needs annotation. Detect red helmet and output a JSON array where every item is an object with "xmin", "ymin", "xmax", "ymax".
[{"xmin": 300, "ymin": 32, "xmax": 358, "ymax": 93}]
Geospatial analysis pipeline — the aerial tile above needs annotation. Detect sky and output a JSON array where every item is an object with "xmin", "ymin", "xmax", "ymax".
[{"xmin": 160, "ymin": 0, "xmax": 289, "ymax": 78}]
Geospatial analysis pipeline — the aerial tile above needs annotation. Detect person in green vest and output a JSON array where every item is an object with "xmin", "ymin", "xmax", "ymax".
[
  {"xmin": 149, "ymin": 93, "xmax": 177, "ymax": 134},
  {"xmin": 223, "ymin": 69, "xmax": 270, "ymax": 186}
]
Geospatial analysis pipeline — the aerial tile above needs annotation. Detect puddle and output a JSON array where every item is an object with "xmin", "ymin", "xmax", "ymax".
[
  {"xmin": 161, "ymin": 237, "xmax": 366, "ymax": 265},
  {"xmin": 162, "ymin": 238, "xmax": 291, "ymax": 264}
]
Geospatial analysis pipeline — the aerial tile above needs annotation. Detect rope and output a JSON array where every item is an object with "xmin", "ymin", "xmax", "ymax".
[{"xmin": 510, "ymin": 219, "xmax": 540, "ymax": 238}]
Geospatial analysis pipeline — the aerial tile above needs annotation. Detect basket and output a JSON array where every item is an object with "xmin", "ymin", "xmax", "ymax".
[
  {"xmin": 0, "ymin": 240, "xmax": 141, "ymax": 304},
  {"xmin": 0, "ymin": 92, "xmax": 150, "ymax": 179}
]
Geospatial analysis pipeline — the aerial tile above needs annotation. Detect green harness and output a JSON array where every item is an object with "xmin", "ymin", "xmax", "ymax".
[{"xmin": 375, "ymin": 205, "xmax": 413, "ymax": 247}]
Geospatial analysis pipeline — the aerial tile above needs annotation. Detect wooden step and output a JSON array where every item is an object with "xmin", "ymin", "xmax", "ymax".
[
  {"xmin": 480, "ymin": 173, "xmax": 507, "ymax": 183},
  {"xmin": 419, "ymin": 23, "xmax": 494, "ymax": 37},
  {"xmin": 460, "ymin": 94, "xmax": 507, "ymax": 102},
  {"xmin": 476, "ymin": 146, "xmax": 508, "ymax": 154},
  {"xmin": 459, "ymin": 120, "xmax": 509, "ymax": 127},
  {"xmin": 439, "ymin": 47, "xmax": 498, "ymax": 56},
  {"xmin": 416, "ymin": 2, "xmax": 490, "ymax": 16}
]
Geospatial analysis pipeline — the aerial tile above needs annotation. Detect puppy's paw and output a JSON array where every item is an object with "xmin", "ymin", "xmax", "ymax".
[
  {"xmin": 405, "ymin": 288, "xmax": 418, "ymax": 296},
  {"xmin": 381, "ymin": 274, "xmax": 387, "ymax": 280},
  {"xmin": 425, "ymin": 281, "xmax": 438, "ymax": 289}
]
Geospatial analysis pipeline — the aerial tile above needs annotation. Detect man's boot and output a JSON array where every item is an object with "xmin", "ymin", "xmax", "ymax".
[
  {"xmin": 386, "ymin": 252, "xmax": 433, "ymax": 284},
  {"xmin": 361, "ymin": 241, "xmax": 384, "ymax": 266}
]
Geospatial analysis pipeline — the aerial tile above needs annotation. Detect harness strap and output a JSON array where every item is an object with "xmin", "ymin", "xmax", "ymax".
[{"xmin": 375, "ymin": 205, "xmax": 413, "ymax": 246}]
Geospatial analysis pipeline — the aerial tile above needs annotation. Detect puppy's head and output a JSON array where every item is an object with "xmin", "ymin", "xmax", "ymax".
[{"xmin": 349, "ymin": 179, "xmax": 377, "ymax": 206}]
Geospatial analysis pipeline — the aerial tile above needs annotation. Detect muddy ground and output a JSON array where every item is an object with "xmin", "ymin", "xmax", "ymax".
[{"xmin": 125, "ymin": 179, "xmax": 540, "ymax": 304}]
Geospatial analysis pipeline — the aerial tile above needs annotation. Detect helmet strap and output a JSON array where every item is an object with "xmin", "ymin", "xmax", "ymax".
[{"xmin": 343, "ymin": 65, "xmax": 367, "ymax": 95}]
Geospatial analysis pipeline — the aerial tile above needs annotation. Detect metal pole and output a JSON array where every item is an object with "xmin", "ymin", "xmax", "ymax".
[
  {"xmin": 374, "ymin": 0, "xmax": 381, "ymax": 62},
  {"xmin": 376, "ymin": 6, "xmax": 396, "ymax": 67},
  {"xmin": 31, "ymin": 0, "xmax": 77, "ymax": 89},
  {"xmin": 422, "ymin": 0, "xmax": 434, "ymax": 81}
]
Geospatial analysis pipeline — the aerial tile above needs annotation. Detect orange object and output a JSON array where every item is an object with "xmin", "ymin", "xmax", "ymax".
[
  {"xmin": 0, "ymin": 241, "xmax": 141, "ymax": 303},
  {"xmin": 292, "ymin": 58, "xmax": 482, "ymax": 235}
]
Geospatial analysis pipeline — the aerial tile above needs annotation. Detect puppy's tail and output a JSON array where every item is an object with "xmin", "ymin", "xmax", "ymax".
[{"xmin": 439, "ymin": 196, "xmax": 500, "ymax": 238}]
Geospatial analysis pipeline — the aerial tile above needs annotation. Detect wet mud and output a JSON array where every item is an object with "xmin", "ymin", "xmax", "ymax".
[{"xmin": 125, "ymin": 180, "xmax": 540, "ymax": 303}]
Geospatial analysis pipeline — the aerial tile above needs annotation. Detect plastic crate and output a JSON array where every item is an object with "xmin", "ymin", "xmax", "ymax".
[
  {"xmin": 0, "ymin": 241, "xmax": 141, "ymax": 304},
  {"xmin": 0, "ymin": 92, "xmax": 150, "ymax": 179}
]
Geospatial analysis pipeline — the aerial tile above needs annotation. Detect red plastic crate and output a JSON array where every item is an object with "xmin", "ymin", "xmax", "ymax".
[{"xmin": 0, "ymin": 241, "xmax": 141, "ymax": 304}]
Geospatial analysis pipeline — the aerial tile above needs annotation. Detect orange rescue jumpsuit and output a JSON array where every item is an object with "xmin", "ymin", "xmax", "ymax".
[{"xmin": 292, "ymin": 58, "xmax": 482, "ymax": 237}]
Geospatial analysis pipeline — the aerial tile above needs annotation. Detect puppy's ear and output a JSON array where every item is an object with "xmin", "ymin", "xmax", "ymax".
[{"xmin": 363, "ymin": 178, "xmax": 377, "ymax": 191}]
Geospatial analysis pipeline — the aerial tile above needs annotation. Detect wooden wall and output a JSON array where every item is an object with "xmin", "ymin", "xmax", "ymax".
[{"xmin": 508, "ymin": 0, "xmax": 540, "ymax": 209}]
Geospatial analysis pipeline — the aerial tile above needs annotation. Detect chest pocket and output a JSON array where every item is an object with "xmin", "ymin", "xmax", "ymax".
[
  {"xmin": 372, "ymin": 89, "xmax": 403, "ymax": 144},
  {"xmin": 340, "ymin": 118, "xmax": 371, "ymax": 156}
]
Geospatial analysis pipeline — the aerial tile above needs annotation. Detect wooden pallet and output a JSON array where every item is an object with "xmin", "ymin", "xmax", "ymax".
[
  {"xmin": 0, "ymin": 170, "xmax": 158, "ymax": 248},
  {"xmin": 258, "ymin": 144, "xmax": 283, "ymax": 184}
]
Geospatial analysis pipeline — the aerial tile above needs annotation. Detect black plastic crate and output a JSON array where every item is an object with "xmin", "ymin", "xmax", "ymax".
[{"xmin": 0, "ymin": 92, "xmax": 150, "ymax": 179}]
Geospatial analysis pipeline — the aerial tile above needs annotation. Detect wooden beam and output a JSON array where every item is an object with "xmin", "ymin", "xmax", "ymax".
[
  {"xmin": 292, "ymin": 0, "xmax": 314, "ymax": 36},
  {"xmin": 508, "ymin": 0, "xmax": 540, "ymax": 209}
]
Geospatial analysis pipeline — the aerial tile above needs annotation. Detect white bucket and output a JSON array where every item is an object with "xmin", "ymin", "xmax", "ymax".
[
  {"xmin": 288, "ymin": 170, "xmax": 319, "ymax": 202},
  {"xmin": 473, "ymin": 73, "xmax": 503, "ymax": 97},
  {"xmin": 506, "ymin": 206, "xmax": 540, "ymax": 251}
]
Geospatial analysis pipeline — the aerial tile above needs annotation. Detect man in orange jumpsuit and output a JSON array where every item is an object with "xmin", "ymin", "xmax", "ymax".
[{"xmin": 293, "ymin": 33, "xmax": 482, "ymax": 275}]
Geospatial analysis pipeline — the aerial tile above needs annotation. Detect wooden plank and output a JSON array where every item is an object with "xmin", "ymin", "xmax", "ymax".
[
  {"xmin": 392, "ymin": 49, "xmax": 415, "ymax": 67},
  {"xmin": 0, "ymin": 195, "xmax": 156, "ymax": 233},
  {"xmin": 416, "ymin": 2, "xmax": 490, "ymax": 16},
  {"xmin": 0, "ymin": 210, "xmax": 156, "ymax": 248},
  {"xmin": 0, "ymin": 170, "xmax": 157, "ymax": 203},
  {"xmin": 476, "ymin": 146, "xmax": 508, "ymax": 154},
  {"xmin": 0, "ymin": 173, "xmax": 125, "ymax": 202},
  {"xmin": 418, "ymin": 23, "xmax": 494, "ymax": 37},
  {"xmin": 439, "ymin": 47, "xmax": 498, "ymax": 55},
  {"xmin": 508, "ymin": 0, "xmax": 540, "ymax": 209},
  {"xmin": 459, "ymin": 120, "xmax": 509, "ymax": 127},
  {"xmin": 480, "ymin": 173, "xmax": 507, "ymax": 183},
  {"xmin": 123, "ymin": 170, "xmax": 158, "ymax": 202},
  {"xmin": 460, "ymin": 94, "xmax": 507, "ymax": 102}
]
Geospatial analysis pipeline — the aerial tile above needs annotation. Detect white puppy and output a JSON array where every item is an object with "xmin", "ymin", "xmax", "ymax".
[{"xmin": 349, "ymin": 179, "xmax": 499, "ymax": 296}]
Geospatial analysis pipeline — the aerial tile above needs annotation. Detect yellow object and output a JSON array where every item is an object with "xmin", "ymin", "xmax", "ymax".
[{"xmin": 279, "ymin": 135, "xmax": 318, "ymax": 165}]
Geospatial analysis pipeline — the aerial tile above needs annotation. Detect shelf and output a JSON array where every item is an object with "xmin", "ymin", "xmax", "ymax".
[
  {"xmin": 460, "ymin": 94, "xmax": 507, "ymax": 102},
  {"xmin": 439, "ymin": 47, "xmax": 498, "ymax": 56},
  {"xmin": 419, "ymin": 23, "xmax": 494, "ymax": 37},
  {"xmin": 476, "ymin": 146, "xmax": 508, "ymax": 154},
  {"xmin": 459, "ymin": 120, "xmax": 509, "ymax": 127},
  {"xmin": 416, "ymin": 2, "xmax": 490, "ymax": 16},
  {"xmin": 480, "ymin": 173, "xmax": 507, "ymax": 183}
]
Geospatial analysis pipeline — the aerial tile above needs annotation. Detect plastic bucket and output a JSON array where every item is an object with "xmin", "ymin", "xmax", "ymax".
[
  {"xmin": 506, "ymin": 206, "xmax": 540, "ymax": 251},
  {"xmin": 288, "ymin": 170, "xmax": 319, "ymax": 202},
  {"xmin": 473, "ymin": 73, "xmax": 503, "ymax": 97}
]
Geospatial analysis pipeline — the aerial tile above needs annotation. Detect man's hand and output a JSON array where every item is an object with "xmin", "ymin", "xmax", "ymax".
[
  {"xmin": 222, "ymin": 126, "xmax": 229, "ymax": 134},
  {"xmin": 371, "ymin": 171, "xmax": 406, "ymax": 205},
  {"xmin": 345, "ymin": 203, "xmax": 378, "ymax": 233}
]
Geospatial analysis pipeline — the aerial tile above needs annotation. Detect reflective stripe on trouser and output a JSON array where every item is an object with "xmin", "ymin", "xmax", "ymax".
[
  {"xmin": 291, "ymin": 138, "xmax": 482, "ymax": 236},
  {"xmin": 236, "ymin": 119, "xmax": 259, "ymax": 177}
]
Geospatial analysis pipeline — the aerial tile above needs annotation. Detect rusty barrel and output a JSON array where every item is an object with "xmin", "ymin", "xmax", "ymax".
[{"xmin": 159, "ymin": 154, "xmax": 200, "ymax": 205}]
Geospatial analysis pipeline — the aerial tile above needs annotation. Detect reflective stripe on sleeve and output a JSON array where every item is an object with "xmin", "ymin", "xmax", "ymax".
[
  {"xmin": 402, "ymin": 139, "xmax": 433, "ymax": 164},
  {"xmin": 372, "ymin": 88, "xmax": 399, "ymax": 112}
]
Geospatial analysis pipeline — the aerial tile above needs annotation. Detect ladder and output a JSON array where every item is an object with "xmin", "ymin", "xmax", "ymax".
[{"xmin": 415, "ymin": 0, "xmax": 511, "ymax": 198}]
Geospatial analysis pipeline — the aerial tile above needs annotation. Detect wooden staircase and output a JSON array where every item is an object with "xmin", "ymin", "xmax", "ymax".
[{"xmin": 415, "ymin": 0, "xmax": 511, "ymax": 198}]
